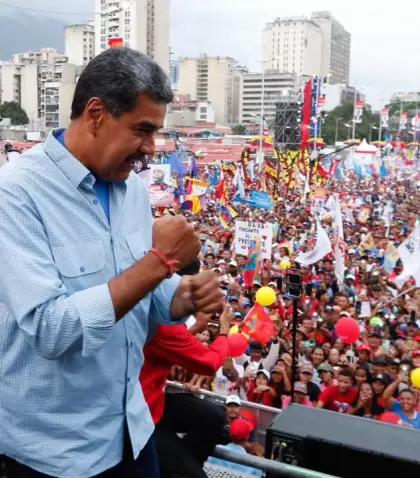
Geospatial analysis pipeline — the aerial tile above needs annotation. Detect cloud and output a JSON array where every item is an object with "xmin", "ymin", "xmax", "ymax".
[
  {"xmin": 9, "ymin": 0, "xmax": 420, "ymax": 109},
  {"xmin": 171, "ymin": 0, "xmax": 420, "ymax": 109}
]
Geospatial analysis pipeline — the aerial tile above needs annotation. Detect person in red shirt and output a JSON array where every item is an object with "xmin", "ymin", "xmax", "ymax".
[
  {"xmin": 141, "ymin": 306, "xmax": 231, "ymax": 425},
  {"xmin": 140, "ymin": 259, "xmax": 233, "ymax": 478},
  {"xmin": 243, "ymin": 370, "xmax": 277, "ymax": 407},
  {"xmin": 316, "ymin": 369, "xmax": 358, "ymax": 414}
]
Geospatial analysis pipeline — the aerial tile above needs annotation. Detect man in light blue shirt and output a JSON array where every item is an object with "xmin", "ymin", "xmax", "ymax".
[{"xmin": 0, "ymin": 48, "xmax": 224, "ymax": 477}]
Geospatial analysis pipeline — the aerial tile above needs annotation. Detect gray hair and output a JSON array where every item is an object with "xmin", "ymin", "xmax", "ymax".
[{"xmin": 71, "ymin": 48, "xmax": 173, "ymax": 120}]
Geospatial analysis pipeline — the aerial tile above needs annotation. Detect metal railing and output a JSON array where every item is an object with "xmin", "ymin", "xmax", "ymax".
[
  {"xmin": 209, "ymin": 446, "xmax": 338, "ymax": 478},
  {"xmin": 166, "ymin": 381, "xmax": 281, "ymax": 446}
]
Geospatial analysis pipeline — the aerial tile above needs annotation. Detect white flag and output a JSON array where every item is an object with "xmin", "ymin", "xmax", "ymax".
[
  {"xmin": 396, "ymin": 226, "xmax": 420, "ymax": 288},
  {"xmin": 296, "ymin": 220, "xmax": 331, "ymax": 266},
  {"xmin": 331, "ymin": 194, "xmax": 345, "ymax": 283}
]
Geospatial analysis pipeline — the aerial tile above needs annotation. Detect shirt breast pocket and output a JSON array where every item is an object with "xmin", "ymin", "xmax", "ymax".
[
  {"xmin": 51, "ymin": 241, "xmax": 106, "ymax": 287},
  {"xmin": 125, "ymin": 231, "xmax": 147, "ymax": 262}
]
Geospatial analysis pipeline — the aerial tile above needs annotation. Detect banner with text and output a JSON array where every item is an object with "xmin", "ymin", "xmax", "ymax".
[{"xmin": 235, "ymin": 221, "xmax": 273, "ymax": 260}]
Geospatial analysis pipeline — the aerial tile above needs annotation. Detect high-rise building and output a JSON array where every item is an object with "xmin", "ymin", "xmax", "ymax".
[
  {"xmin": 263, "ymin": 12, "xmax": 351, "ymax": 84},
  {"xmin": 12, "ymin": 48, "xmax": 62, "ymax": 66},
  {"xmin": 1, "ymin": 53, "xmax": 80, "ymax": 130},
  {"xmin": 94, "ymin": 0, "xmax": 170, "ymax": 72},
  {"xmin": 178, "ymin": 54, "xmax": 237, "ymax": 124},
  {"xmin": 169, "ymin": 58, "xmax": 179, "ymax": 90},
  {"xmin": 0, "ymin": 63, "xmax": 21, "ymax": 104},
  {"xmin": 263, "ymin": 16, "xmax": 323, "ymax": 77},
  {"xmin": 310, "ymin": 11, "xmax": 351, "ymax": 84},
  {"xmin": 238, "ymin": 70, "xmax": 300, "ymax": 124},
  {"xmin": 232, "ymin": 65, "xmax": 249, "ymax": 124},
  {"xmin": 39, "ymin": 60, "xmax": 81, "ymax": 130},
  {"xmin": 65, "ymin": 23, "xmax": 95, "ymax": 66}
]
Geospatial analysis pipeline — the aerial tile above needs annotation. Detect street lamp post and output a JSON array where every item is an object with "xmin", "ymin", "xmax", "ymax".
[
  {"xmin": 335, "ymin": 117, "xmax": 343, "ymax": 144},
  {"xmin": 352, "ymin": 89, "xmax": 357, "ymax": 140},
  {"xmin": 258, "ymin": 68, "xmax": 265, "ymax": 167},
  {"xmin": 344, "ymin": 123, "xmax": 352, "ymax": 139}
]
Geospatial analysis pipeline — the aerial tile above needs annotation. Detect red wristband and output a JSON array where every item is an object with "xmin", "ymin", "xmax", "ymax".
[{"xmin": 149, "ymin": 248, "xmax": 180, "ymax": 278}]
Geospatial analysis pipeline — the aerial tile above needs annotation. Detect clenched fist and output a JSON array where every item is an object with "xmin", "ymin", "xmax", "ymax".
[
  {"xmin": 153, "ymin": 215, "xmax": 201, "ymax": 270},
  {"xmin": 171, "ymin": 271, "xmax": 225, "ymax": 319}
]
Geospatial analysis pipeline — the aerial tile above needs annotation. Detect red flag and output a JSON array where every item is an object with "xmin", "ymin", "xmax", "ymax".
[
  {"xmin": 215, "ymin": 178, "xmax": 228, "ymax": 205},
  {"xmin": 242, "ymin": 303, "xmax": 276, "ymax": 345},
  {"xmin": 301, "ymin": 79, "xmax": 312, "ymax": 157}
]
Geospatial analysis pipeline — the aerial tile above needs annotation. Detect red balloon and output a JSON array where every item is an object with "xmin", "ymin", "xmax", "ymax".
[
  {"xmin": 240, "ymin": 409, "xmax": 258, "ymax": 431},
  {"xmin": 335, "ymin": 317, "xmax": 360, "ymax": 344},
  {"xmin": 228, "ymin": 334, "xmax": 249, "ymax": 358},
  {"xmin": 377, "ymin": 412, "xmax": 402, "ymax": 426}
]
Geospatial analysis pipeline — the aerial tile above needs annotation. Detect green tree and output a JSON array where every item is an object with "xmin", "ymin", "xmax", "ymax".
[
  {"xmin": 0, "ymin": 101, "xmax": 29, "ymax": 125},
  {"xmin": 321, "ymin": 102, "xmax": 380, "ymax": 145},
  {"xmin": 385, "ymin": 101, "xmax": 418, "ymax": 117},
  {"xmin": 232, "ymin": 123, "xmax": 246, "ymax": 135}
]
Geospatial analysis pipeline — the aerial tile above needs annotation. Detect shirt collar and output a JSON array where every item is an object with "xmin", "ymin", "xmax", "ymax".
[{"xmin": 43, "ymin": 128, "xmax": 91, "ymax": 188}]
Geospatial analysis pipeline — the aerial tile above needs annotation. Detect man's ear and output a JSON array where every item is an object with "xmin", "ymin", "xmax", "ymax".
[{"xmin": 84, "ymin": 97, "xmax": 108, "ymax": 136}]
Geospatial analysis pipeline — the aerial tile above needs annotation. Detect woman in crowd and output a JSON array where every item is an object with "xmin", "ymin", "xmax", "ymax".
[{"xmin": 243, "ymin": 370, "xmax": 277, "ymax": 407}]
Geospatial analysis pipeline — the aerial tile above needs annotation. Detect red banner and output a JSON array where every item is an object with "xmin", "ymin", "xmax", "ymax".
[
  {"xmin": 300, "ymin": 79, "xmax": 312, "ymax": 154},
  {"xmin": 108, "ymin": 38, "xmax": 124, "ymax": 48}
]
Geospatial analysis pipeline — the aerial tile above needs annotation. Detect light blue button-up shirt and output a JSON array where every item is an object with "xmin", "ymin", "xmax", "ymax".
[{"xmin": 0, "ymin": 129, "xmax": 183, "ymax": 477}]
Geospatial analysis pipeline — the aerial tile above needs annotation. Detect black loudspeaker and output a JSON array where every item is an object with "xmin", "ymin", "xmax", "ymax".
[{"xmin": 265, "ymin": 405, "xmax": 420, "ymax": 477}]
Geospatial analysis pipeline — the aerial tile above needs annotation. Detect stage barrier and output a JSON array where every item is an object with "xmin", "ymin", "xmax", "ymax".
[{"xmin": 205, "ymin": 445, "xmax": 338, "ymax": 478}]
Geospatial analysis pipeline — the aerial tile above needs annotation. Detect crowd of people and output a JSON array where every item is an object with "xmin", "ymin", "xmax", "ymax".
[
  {"xmin": 1, "ymin": 46, "xmax": 420, "ymax": 478},
  {"xmin": 156, "ymin": 156, "xmax": 420, "ymax": 438}
]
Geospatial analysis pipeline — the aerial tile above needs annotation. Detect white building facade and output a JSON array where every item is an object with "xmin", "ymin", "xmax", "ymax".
[
  {"xmin": 311, "ymin": 11, "xmax": 351, "ymax": 85},
  {"xmin": 94, "ymin": 0, "xmax": 170, "ymax": 72},
  {"xmin": 178, "ymin": 54, "xmax": 237, "ymax": 125},
  {"xmin": 390, "ymin": 92, "xmax": 420, "ymax": 104},
  {"xmin": 12, "ymin": 48, "xmax": 61, "ymax": 66},
  {"xmin": 263, "ymin": 17, "xmax": 322, "ymax": 77},
  {"xmin": 40, "ymin": 61, "xmax": 80, "ymax": 130},
  {"xmin": 238, "ymin": 70, "xmax": 300, "ymax": 124},
  {"xmin": 65, "ymin": 23, "xmax": 95, "ymax": 67},
  {"xmin": 1, "ymin": 51, "xmax": 80, "ymax": 131}
]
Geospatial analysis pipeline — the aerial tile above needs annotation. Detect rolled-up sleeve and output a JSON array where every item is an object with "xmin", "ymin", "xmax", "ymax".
[
  {"xmin": 0, "ymin": 184, "xmax": 116, "ymax": 359},
  {"xmin": 151, "ymin": 273, "xmax": 187, "ymax": 325}
]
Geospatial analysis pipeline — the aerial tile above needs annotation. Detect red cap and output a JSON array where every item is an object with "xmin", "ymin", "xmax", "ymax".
[
  {"xmin": 230, "ymin": 419, "xmax": 253, "ymax": 441},
  {"xmin": 357, "ymin": 344, "xmax": 372, "ymax": 353}
]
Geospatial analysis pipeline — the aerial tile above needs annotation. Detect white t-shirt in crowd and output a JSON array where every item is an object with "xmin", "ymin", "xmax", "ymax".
[{"xmin": 215, "ymin": 363, "xmax": 244, "ymax": 396}]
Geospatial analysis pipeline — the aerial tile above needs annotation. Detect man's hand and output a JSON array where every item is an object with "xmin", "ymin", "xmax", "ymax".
[
  {"xmin": 153, "ymin": 215, "xmax": 201, "ymax": 269},
  {"xmin": 171, "ymin": 271, "xmax": 225, "ymax": 319},
  {"xmin": 220, "ymin": 305, "xmax": 234, "ymax": 335}
]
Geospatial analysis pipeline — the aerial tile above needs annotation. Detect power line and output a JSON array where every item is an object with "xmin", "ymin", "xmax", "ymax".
[
  {"xmin": 0, "ymin": 1, "xmax": 94, "ymax": 15},
  {"xmin": 0, "ymin": 0, "xmax": 136, "ymax": 16}
]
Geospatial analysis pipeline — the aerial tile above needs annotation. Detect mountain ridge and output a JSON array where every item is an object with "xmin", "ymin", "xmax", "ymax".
[{"xmin": 0, "ymin": 12, "xmax": 84, "ymax": 61}]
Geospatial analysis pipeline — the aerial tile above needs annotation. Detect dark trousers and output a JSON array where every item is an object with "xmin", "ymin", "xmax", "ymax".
[
  {"xmin": 3, "ymin": 430, "xmax": 160, "ymax": 478},
  {"xmin": 156, "ymin": 392, "xmax": 226, "ymax": 478}
]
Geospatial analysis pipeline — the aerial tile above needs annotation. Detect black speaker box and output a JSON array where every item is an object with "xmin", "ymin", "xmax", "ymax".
[{"xmin": 266, "ymin": 405, "xmax": 420, "ymax": 477}]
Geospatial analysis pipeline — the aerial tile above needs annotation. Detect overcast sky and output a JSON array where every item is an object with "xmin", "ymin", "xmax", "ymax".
[{"xmin": 4, "ymin": 0, "xmax": 420, "ymax": 108}]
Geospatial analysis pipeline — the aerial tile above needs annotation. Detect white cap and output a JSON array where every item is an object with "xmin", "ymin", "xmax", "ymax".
[
  {"xmin": 257, "ymin": 369, "xmax": 270, "ymax": 381},
  {"xmin": 225, "ymin": 395, "xmax": 241, "ymax": 406}
]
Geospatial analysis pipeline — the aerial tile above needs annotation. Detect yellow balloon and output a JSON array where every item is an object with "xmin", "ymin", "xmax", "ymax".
[
  {"xmin": 256, "ymin": 286, "xmax": 277, "ymax": 307},
  {"xmin": 229, "ymin": 325, "xmax": 239, "ymax": 336},
  {"xmin": 411, "ymin": 368, "xmax": 420, "ymax": 388},
  {"xmin": 280, "ymin": 260, "xmax": 291, "ymax": 271}
]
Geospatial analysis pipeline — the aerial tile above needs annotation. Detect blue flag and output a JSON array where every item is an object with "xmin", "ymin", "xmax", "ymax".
[{"xmin": 169, "ymin": 152, "xmax": 187, "ymax": 177}]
